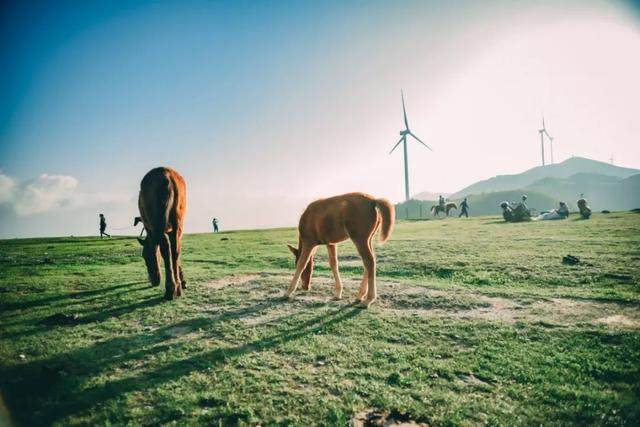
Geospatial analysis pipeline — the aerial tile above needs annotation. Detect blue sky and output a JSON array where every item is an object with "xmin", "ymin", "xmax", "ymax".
[{"xmin": 1, "ymin": 0, "xmax": 640, "ymax": 237}]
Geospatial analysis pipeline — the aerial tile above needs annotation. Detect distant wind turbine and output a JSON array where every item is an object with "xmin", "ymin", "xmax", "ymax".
[
  {"xmin": 538, "ymin": 117, "xmax": 554, "ymax": 165},
  {"xmin": 389, "ymin": 90, "xmax": 432, "ymax": 201}
]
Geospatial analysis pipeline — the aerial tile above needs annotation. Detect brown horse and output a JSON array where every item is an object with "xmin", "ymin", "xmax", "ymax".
[
  {"xmin": 137, "ymin": 167, "xmax": 187, "ymax": 300},
  {"xmin": 286, "ymin": 192, "xmax": 394, "ymax": 308},
  {"xmin": 431, "ymin": 202, "xmax": 457, "ymax": 217}
]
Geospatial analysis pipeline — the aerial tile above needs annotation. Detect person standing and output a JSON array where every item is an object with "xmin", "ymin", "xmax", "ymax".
[
  {"xmin": 99, "ymin": 214, "xmax": 110, "ymax": 238},
  {"xmin": 212, "ymin": 217, "xmax": 219, "ymax": 233},
  {"xmin": 459, "ymin": 197, "xmax": 469, "ymax": 218}
]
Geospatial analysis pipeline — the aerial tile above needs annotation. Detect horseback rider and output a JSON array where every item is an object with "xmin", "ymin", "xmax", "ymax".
[{"xmin": 438, "ymin": 195, "xmax": 445, "ymax": 208}]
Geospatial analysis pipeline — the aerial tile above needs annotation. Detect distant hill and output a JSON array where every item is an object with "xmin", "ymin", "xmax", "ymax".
[
  {"xmin": 522, "ymin": 172, "xmax": 640, "ymax": 211},
  {"xmin": 405, "ymin": 157, "xmax": 640, "ymax": 217},
  {"xmin": 450, "ymin": 157, "xmax": 639, "ymax": 199},
  {"xmin": 619, "ymin": 174, "xmax": 640, "ymax": 210}
]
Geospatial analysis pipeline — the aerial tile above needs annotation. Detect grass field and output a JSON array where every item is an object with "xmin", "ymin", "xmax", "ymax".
[{"xmin": 1, "ymin": 213, "xmax": 639, "ymax": 426}]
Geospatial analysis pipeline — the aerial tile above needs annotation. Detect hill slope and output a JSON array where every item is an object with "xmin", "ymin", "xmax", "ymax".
[
  {"xmin": 524, "ymin": 172, "xmax": 640, "ymax": 211},
  {"xmin": 450, "ymin": 157, "xmax": 639, "ymax": 199}
]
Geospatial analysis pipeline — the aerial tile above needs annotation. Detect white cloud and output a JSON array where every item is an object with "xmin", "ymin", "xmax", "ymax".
[
  {"xmin": 0, "ymin": 173, "xmax": 16, "ymax": 203},
  {"xmin": 0, "ymin": 172, "xmax": 131, "ymax": 216},
  {"xmin": 13, "ymin": 174, "xmax": 78, "ymax": 216}
]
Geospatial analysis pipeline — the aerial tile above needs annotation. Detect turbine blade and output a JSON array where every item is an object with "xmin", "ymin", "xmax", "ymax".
[
  {"xmin": 401, "ymin": 90, "xmax": 409, "ymax": 130},
  {"xmin": 542, "ymin": 116, "xmax": 545, "ymax": 129},
  {"xmin": 544, "ymin": 129, "xmax": 553, "ymax": 139},
  {"xmin": 409, "ymin": 132, "xmax": 433, "ymax": 151},
  {"xmin": 389, "ymin": 136, "xmax": 404, "ymax": 154}
]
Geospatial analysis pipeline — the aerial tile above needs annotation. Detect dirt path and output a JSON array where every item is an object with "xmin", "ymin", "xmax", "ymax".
[{"xmin": 203, "ymin": 273, "xmax": 640, "ymax": 329}]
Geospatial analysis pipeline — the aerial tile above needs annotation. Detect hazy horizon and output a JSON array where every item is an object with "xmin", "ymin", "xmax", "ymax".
[{"xmin": 2, "ymin": 0, "xmax": 640, "ymax": 238}]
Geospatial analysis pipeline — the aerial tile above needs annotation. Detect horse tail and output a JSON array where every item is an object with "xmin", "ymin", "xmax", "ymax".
[
  {"xmin": 375, "ymin": 198, "xmax": 395, "ymax": 244},
  {"xmin": 153, "ymin": 170, "xmax": 174, "ymax": 239}
]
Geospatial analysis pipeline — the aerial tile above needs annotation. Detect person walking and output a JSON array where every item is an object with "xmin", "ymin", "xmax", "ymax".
[
  {"xmin": 212, "ymin": 217, "xmax": 219, "ymax": 233},
  {"xmin": 459, "ymin": 197, "xmax": 469, "ymax": 218},
  {"xmin": 99, "ymin": 214, "xmax": 110, "ymax": 238}
]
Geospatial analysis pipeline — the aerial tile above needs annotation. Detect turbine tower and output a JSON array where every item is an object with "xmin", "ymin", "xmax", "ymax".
[
  {"xmin": 538, "ymin": 117, "xmax": 554, "ymax": 165},
  {"xmin": 389, "ymin": 90, "xmax": 432, "ymax": 201}
]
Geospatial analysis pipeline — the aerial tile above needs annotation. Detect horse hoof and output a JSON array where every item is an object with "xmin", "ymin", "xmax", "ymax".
[{"xmin": 360, "ymin": 299, "xmax": 376, "ymax": 309}]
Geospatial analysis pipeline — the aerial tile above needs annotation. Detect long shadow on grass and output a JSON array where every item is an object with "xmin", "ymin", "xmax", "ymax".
[
  {"xmin": 2, "ymin": 302, "xmax": 361, "ymax": 425},
  {"xmin": 0, "ymin": 281, "xmax": 148, "ymax": 312},
  {"xmin": 1, "ymin": 293, "xmax": 163, "ymax": 340}
]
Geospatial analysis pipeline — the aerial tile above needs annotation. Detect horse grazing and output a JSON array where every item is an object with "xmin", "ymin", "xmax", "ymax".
[
  {"xmin": 137, "ymin": 167, "xmax": 187, "ymax": 300},
  {"xmin": 431, "ymin": 202, "xmax": 457, "ymax": 217},
  {"xmin": 286, "ymin": 193, "xmax": 394, "ymax": 308}
]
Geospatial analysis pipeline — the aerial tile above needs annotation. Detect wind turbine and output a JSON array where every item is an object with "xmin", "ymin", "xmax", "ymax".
[
  {"xmin": 538, "ymin": 117, "xmax": 554, "ymax": 165},
  {"xmin": 389, "ymin": 90, "xmax": 432, "ymax": 201}
]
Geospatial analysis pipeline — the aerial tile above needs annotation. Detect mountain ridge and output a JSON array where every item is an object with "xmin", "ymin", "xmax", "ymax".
[{"xmin": 448, "ymin": 157, "xmax": 639, "ymax": 199}]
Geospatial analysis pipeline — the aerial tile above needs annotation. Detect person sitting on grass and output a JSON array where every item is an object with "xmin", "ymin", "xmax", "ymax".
[
  {"xmin": 500, "ymin": 197, "xmax": 532, "ymax": 222},
  {"xmin": 513, "ymin": 195, "xmax": 532, "ymax": 221},
  {"xmin": 577, "ymin": 198, "xmax": 592, "ymax": 219},
  {"xmin": 535, "ymin": 201, "xmax": 569, "ymax": 221}
]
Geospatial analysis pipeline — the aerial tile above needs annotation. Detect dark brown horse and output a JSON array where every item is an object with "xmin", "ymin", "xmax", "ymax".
[
  {"xmin": 137, "ymin": 167, "xmax": 187, "ymax": 300},
  {"xmin": 431, "ymin": 202, "xmax": 457, "ymax": 217},
  {"xmin": 286, "ymin": 192, "xmax": 394, "ymax": 308}
]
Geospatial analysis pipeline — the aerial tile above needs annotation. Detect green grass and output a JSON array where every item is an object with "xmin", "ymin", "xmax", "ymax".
[{"xmin": 1, "ymin": 213, "xmax": 639, "ymax": 426}]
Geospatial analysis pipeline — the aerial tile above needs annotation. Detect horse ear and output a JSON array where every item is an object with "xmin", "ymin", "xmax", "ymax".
[
  {"xmin": 287, "ymin": 244, "xmax": 298, "ymax": 256},
  {"xmin": 137, "ymin": 237, "xmax": 145, "ymax": 246}
]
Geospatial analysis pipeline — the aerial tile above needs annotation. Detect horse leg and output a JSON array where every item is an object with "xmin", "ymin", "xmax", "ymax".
[
  {"xmin": 357, "ymin": 274, "xmax": 368, "ymax": 303},
  {"xmin": 170, "ymin": 230, "xmax": 184, "ymax": 295},
  {"xmin": 355, "ymin": 239, "xmax": 376, "ymax": 308},
  {"xmin": 179, "ymin": 265, "xmax": 186, "ymax": 289},
  {"xmin": 159, "ymin": 233, "xmax": 178, "ymax": 300},
  {"xmin": 285, "ymin": 244, "xmax": 315, "ymax": 298},
  {"xmin": 327, "ymin": 244, "xmax": 343, "ymax": 300},
  {"xmin": 173, "ymin": 228, "xmax": 186, "ymax": 289}
]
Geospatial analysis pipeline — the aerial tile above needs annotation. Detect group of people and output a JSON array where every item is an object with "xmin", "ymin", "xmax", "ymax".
[
  {"xmin": 97, "ymin": 214, "xmax": 222, "ymax": 237},
  {"xmin": 437, "ymin": 195, "xmax": 470, "ymax": 218},
  {"xmin": 500, "ymin": 194, "xmax": 592, "ymax": 223}
]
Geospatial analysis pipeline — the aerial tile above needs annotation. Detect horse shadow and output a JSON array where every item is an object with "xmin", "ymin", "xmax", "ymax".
[
  {"xmin": 1, "ymin": 281, "xmax": 149, "ymax": 312},
  {"xmin": 2, "ymin": 297, "xmax": 362, "ymax": 425}
]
